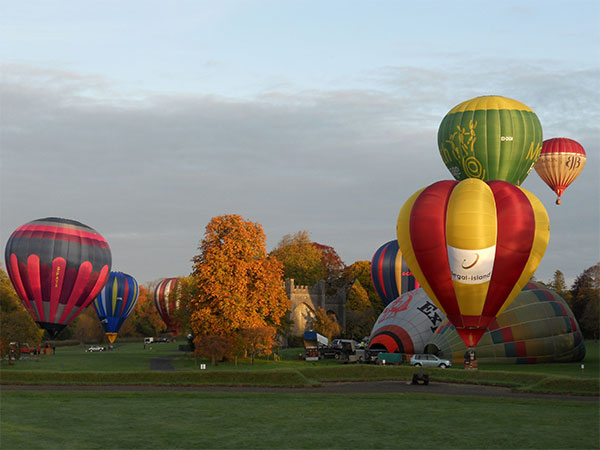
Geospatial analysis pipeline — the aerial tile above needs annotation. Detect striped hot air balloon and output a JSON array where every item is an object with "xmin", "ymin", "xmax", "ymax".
[
  {"xmin": 153, "ymin": 277, "xmax": 182, "ymax": 335},
  {"xmin": 370, "ymin": 240, "xmax": 419, "ymax": 306},
  {"xmin": 426, "ymin": 282, "xmax": 585, "ymax": 364},
  {"xmin": 397, "ymin": 179, "xmax": 549, "ymax": 348},
  {"xmin": 438, "ymin": 95, "xmax": 543, "ymax": 185},
  {"xmin": 93, "ymin": 271, "xmax": 139, "ymax": 343},
  {"xmin": 534, "ymin": 137, "xmax": 587, "ymax": 205},
  {"xmin": 4, "ymin": 217, "xmax": 112, "ymax": 337}
]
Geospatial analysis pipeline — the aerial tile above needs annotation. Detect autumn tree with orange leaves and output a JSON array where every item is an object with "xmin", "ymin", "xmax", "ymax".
[{"xmin": 190, "ymin": 215, "xmax": 290, "ymax": 353}]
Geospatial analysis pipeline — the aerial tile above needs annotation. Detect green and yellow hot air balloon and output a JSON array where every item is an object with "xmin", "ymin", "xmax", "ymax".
[{"xmin": 437, "ymin": 95, "xmax": 543, "ymax": 185}]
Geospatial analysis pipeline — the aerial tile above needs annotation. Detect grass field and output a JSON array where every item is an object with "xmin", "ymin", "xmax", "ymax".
[
  {"xmin": 1, "ymin": 390, "xmax": 598, "ymax": 449},
  {"xmin": 1, "ymin": 341, "xmax": 598, "ymax": 449}
]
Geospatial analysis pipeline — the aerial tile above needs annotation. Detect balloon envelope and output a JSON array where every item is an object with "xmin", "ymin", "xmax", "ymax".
[
  {"xmin": 397, "ymin": 179, "xmax": 549, "ymax": 347},
  {"xmin": 437, "ymin": 95, "xmax": 543, "ymax": 185},
  {"xmin": 368, "ymin": 288, "xmax": 445, "ymax": 354},
  {"xmin": 425, "ymin": 282, "xmax": 585, "ymax": 364},
  {"xmin": 93, "ymin": 271, "xmax": 139, "ymax": 343},
  {"xmin": 153, "ymin": 277, "xmax": 182, "ymax": 335},
  {"xmin": 4, "ymin": 217, "xmax": 112, "ymax": 337},
  {"xmin": 534, "ymin": 137, "xmax": 586, "ymax": 205},
  {"xmin": 370, "ymin": 240, "xmax": 419, "ymax": 306}
]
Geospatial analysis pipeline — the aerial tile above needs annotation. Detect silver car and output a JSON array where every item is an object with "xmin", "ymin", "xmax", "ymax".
[{"xmin": 410, "ymin": 353, "xmax": 451, "ymax": 368}]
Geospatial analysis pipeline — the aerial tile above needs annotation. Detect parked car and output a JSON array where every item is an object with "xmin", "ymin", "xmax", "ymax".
[
  {"xmin": 155, "ymin": 337, "xmax": 171, "ymax": 343},
  {"xmin": 410, "ymin": 353, "xmax": 452, "ymax": 368},
  {"xmin": 86, "ymin": 346, "xmax": 106, "ymax": 352}
]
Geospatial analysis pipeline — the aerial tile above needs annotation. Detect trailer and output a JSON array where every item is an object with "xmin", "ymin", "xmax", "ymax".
[{"xmin": 303, "ymin": 331, "xmax": 329, "ymax": 361}]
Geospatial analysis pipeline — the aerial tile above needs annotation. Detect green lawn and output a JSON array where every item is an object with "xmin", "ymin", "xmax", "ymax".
[{"xmin": 1, "ymin": 390, "xmax": 597, "ymax": 450}]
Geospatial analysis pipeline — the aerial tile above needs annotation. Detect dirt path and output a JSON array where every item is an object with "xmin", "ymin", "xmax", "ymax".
[{"xmin": 2, "ymin": 381, "xmax": 597, "ymax": 402}]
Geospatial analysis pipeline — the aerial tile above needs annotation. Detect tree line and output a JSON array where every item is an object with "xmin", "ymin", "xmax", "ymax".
[{"xmin": 1, "ymin": 213, "xmax": 598, "ymax": 362}]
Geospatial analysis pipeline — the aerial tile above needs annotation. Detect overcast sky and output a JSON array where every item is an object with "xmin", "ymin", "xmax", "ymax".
[{"xmin": 1, "ymin": 1, "xmax": 599, "ymax": 287}]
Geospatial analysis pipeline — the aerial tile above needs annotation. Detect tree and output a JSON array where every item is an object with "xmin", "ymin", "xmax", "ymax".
[
  {"xmin": 0, "ymin": 266, "xmax": 44, "ymax": 359},
  {"xmin": 346, "ymin": 280, "xmax": 371, "ymax": 312},
  {"xmin": 237, "ymin": 326, "xmax": 277, "ymax": 365},
  {"xmin": 548, "ymin": 270, "xmax": 568, "ymax": 298},
  {"xmin": 270, "ymin": 231, "xmax": 327, "ymax": 286},
  {"xmin": 311, "ymin": 307, "xmax": 341, "ymax": 341},
  {"xmin": 190, "ymin": 215, "xmax": 290, "ymax": 341},
  {"xmin": 343, "ymin": 260, "xmax": 384, "ymax": 315},
  {"xmin": 345, "ymin": 279, "xmax": 377, "ymax": 340},
  {"xmin": 127, "ymin": 285, "xmax": 165, "ymax": 337},
  {"xmin": 194, "ymin": 335, "xmax": 234, "ymax": 366},
  {"xmin": 569, "ymin": 263, "xmax": 600, "ymax": 339},
  {"xmin": 312, "ymin": 242, "xmax": 345, "ymax": 280},
  {"xmin": 74, "ymin": 307, "xmax": 105, "ymax": 344}
]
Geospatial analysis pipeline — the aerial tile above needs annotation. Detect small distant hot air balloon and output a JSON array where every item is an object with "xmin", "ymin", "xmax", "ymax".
[
  {"xmin": 93, "ymin": 272, "xmax": 139, "ymax": 344},
  {"xmin": 370, "ymin": 240, "xmax": 419, "ymax": 306},
  {"xmin": 154, "ymin": 277, "xmax": 182, "ymax": 335},
  {"xmin": 534, "ymin": 137, "xmax": 587, "ymax": 205},
  {"xmin": 4, "ymin": 217, "xmax": 111, "ymax": 337},
  {"xmin": 438, "ymin": 95, "xmax": 543, "ymax": 185},
  {"xmin": 397, "ymin": 179, "xmax": 550, "ymax": 348}
]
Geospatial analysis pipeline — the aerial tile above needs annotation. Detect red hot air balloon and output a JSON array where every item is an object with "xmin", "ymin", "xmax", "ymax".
[
  {"xmin": 397, "ymin": 179, "xmax": 549, "ymax": 348},
  {"xmin": 534, "ymin": 137, "xmax": 587, "ymax": 205},
  {"xmin": 153, "ymin": 278, "xmax": 182, "ymax": 335},
  {"xmin": 4, "ymin": 217, "xmax": 112, "ymax": 337}
]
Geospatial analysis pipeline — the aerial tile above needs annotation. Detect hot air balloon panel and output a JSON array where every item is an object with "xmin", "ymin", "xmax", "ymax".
[
  {"xmin": 154, "ymin": 277, "xmax": 182, "ymax": 335},
  {"xmin": 437, "ymin": 95, "xmax": 543, "ymax": 185},
  {"xmin": 368, "ymin": 288, "xmax": 446, "ymax": 354},
  {"xmin": 534, "ymin": 137, "xmax": 587, "ymax": 204},
  {"xmin": 425, "ymin": 282, "xmax": 585, "ymax": 364},
  {"xmin": 93, "ymin": 272, "xmax": 139, "ymax": 343},
  {"xmin": 370, "ymin": 240, "xmax": 419, "ymax": 306},
  {"xmin": 397, "ymin": 179, "xmax": 550, "ymax": 347},
  {"xmin": 4, "ymin": 217, "xmax": 112, "ymax": 336}
]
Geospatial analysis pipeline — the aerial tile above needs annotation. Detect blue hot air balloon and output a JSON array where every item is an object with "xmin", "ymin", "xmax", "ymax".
[
  {"xmin": 370, "ymin": 240, "xmax": 419, "ymax": 306},
  {"xmin": 93, "ymin": 271, "xmax": 138, "ymax": 343}
]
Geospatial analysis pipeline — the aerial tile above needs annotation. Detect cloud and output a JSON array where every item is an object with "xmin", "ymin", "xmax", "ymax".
[{"xmin": 1, "ymin": 62, "xmax": 598, "ymax": 285}]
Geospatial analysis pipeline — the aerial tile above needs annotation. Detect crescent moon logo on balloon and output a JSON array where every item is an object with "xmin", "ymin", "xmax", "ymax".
[{"xmin": 461, "ymin": 254, "xmax": 479, "ymax": 270}]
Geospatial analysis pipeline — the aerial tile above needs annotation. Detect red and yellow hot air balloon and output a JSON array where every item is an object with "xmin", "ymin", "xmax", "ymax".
[
  {"xmin": 397, "ymin": 179, "xmax": 549, "ymax": 348},
  {"xmin": 534, "ymin": 137, "xmax": 586, "ymax": 205}
]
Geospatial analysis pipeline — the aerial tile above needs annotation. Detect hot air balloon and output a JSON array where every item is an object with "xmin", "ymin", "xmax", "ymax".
[
  {"xmin": 425, "ymin": 282, "xmax": 585, "ymax": 364},
  {"xmin": 154, "ymin": 277, "xmax": 182, "ymax": 335},
  {"xmin": 437, "ymin": 95, "xmax": 543, "ymax": 185},
  {"xmin": 534, "ymin": 137, "xmax": 587, "ymax": 205},
  {"xmin": 397, "ymin": 178, "xmax": 549, "ymax": 348},
  {"xmin": 370, "ymin": 240, "xmax": 419, "ymax": 306},
  {"xmin": 93, "ymin": 271, "xmax": 139, "ymax": 344},
  {"xmin": 368, "ymin": 288, "xmax": 445, "ymax": 354},
  {"xmin": 4, "ymin": 217, "xmax": 112, "ymax": 337}
]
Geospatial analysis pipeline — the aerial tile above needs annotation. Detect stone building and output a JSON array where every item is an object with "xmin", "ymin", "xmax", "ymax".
[{"xmin": 284, "ymin": 278, "xmax": 346, "ymax": 337}]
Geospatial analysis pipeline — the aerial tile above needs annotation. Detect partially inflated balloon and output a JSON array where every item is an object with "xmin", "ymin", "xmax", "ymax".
[
  {"xmin": 426, "ymin": 282, "xmax": 585, "ymax": 364},
  {"xmin": 370, "ymin": 240, "xmax": 419, "ymax": 306},
  {"xmin": 154, "ymin": 278, "xmax": 182, "ymax": 335},
  {"xmin": 397, "ymin": 179, "xmax": 549, "ymax": 347},
  {"xmin": 93, "ymin": 272, "xmax": 139, "ymax": 343},
  {"xmin": 438, "ymin": 95, "xmax": 543, "ymax": 185},
  {"xmin": 4, "ymin": 217, "xmax": 111, "ymax": 337},
  {"xmin": 534, "ymin": 137, "xmax": 586, "ymax": 205},
  {"xmin": 368, "ymin": 288, "xmax": 445, "ymax": 354}
]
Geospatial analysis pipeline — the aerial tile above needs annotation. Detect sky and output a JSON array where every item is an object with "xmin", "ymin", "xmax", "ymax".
[{"xmin": 1, "ymin": 0, "xmax": 599, "ymax": 287}]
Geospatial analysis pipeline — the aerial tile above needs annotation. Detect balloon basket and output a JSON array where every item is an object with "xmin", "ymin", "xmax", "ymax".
[{"xmin": 464, "ymin": 360, "xmax": 478, "ymax": 370}]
